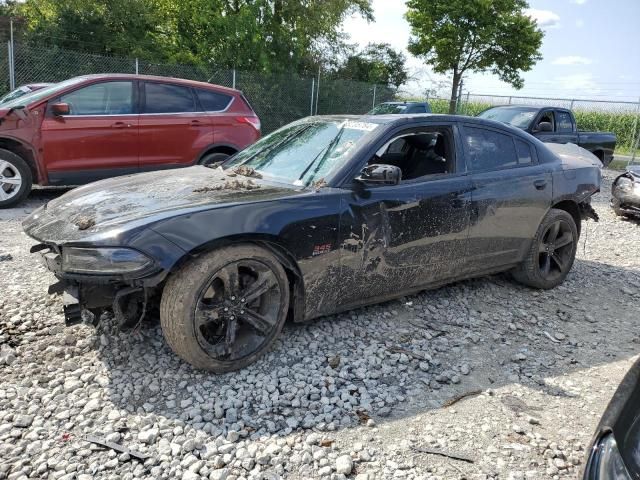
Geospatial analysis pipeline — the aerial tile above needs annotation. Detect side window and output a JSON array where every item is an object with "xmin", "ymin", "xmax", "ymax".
[
  {"xmin": 537, "ymin": 111, "xmax": 554, "ymax": 131},
  {"xmin": 196, "ymin": 89, "xmax": 233, "ymax": 111},
  {"xmin": 370, "ymin": 128, "xmax": 454, "ymax": 181},
  {"xmin": 144, "ymin": 83, "xmax": 196, "ymax": 114},
  {"xmin": 59, "ymin": 81, "xmax": 133, "ymax": 115},
  {"xmin": 464, "ymin": 126, "xmax": 518, "ymax": 171},
  {"xmin": 515, "ymin": 139, "xmax": 533, "ymax": 165},
  {"xmin": 556, "ymin": 111, "xmax": 573, "ymax": 133},
  {"xmin": 409, "ymin": 105, "xmax": 427, "ymax": 114}
]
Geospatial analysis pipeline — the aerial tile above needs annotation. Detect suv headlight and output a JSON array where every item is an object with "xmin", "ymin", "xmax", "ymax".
[
  {"xmin": 586, "ymin": 434, "xmax": 632, "ymax": 480},
  {"xmin": 61, "ymin": 247, "xmax": 153, "ymax": 275}
]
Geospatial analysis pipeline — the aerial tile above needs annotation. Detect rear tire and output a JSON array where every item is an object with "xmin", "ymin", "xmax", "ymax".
[
  {"xmin": 160, "ymin": 244, "xmax": 290, "ymax": 372},
  {"xmin": 0, "ymin": 149, "xmax": 32, "ymax": 209},
  {"xmin": 199, "ymin": 152, "xmax": 231, "ymax": 168},
  {"xmin": 512, "ymin": 208, "xmax": 578, "ymax": 289}
]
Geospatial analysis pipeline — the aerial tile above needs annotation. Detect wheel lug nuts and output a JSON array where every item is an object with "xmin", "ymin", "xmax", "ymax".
[
  {"xmin": 240, "ymin": 310, "xmax": 245, "ymax": 314},
  {"xmin": 241, "ymin": 298, "xmax": 245, "ymax": 302},
  {"xmin": 224, "ymin": 307, "xmax": 229, "ymax": 312}
]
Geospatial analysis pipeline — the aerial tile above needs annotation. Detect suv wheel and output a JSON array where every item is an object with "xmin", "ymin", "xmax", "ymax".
[{"xmin": 0, "ymin": 149, "xmax": 32, "ymax": 209}]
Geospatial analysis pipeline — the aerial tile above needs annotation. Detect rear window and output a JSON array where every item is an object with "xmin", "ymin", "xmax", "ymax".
[
  {"xmin": 556, "ymin": 111, "xmax": 573, "ymax": 133},
  {"xmin": 144, "ymin": 82, "xmax": 196, "ymax": 114},
  {"xmin": 196, "ymin": 89, "xmax": 233, "ymax": 112}
]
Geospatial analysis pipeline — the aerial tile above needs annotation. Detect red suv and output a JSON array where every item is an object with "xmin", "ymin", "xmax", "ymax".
[{"xmin": 0, "ymin": 74, "xmax": 261, "ymax": 207}]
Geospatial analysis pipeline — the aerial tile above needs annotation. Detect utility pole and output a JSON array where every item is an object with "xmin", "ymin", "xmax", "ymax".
[{"xmin": 456, "ymin": 79, "xmax": 464, "ymax": 114}]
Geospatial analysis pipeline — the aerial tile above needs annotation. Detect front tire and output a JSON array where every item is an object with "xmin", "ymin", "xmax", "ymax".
[
  {"xmin": 160, "ymin": 244, "xmax": 290, "ymax": 372},
  {"xmin": 0, "ymin": 149, "xmax": 32, "ymax": 209},
  {"xmin": 512, "ymin": 209, "xmax": 578, "ymax": 289}
]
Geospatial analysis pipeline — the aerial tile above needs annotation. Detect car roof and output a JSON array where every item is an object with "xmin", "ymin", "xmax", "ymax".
[
  {"xmin": 72, "ymin": 74, "xmax": 240, "ymax": 95},
  {"xmin": 380, "ymin": 101, "xmax": 426, "ymax": 105}
]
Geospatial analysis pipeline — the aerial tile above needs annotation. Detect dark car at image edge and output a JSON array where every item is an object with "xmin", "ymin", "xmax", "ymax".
[
  {"xmin": 582, "ymin": 356, "xmax": 640, "ymax": 479},
  {"xmin": 23, "ymin": 113, "xmax": 601, "ymax": 372},
  {"xmin": 0, "ymin": 74, "xmax": 261, "ymax": 208}
]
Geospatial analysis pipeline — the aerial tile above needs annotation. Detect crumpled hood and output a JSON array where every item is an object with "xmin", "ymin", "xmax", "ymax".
[
  {"xmin": 546, "ymin": 143, "xmax": 603, "ymax": 169},
  {"xmin": 23, "ymin": 166, "xmax": 300, "ymax": 243}
]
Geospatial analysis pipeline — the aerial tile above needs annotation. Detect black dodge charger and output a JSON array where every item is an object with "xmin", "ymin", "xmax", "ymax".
[{"xmin": 23, "ymin": 114, "xmax": 602, "ymax": 372}]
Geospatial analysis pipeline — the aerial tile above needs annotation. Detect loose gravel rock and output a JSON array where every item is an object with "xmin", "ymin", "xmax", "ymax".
[{"xmin": 0, "ymin": 173, "xmax": 639, "ymax": 479}]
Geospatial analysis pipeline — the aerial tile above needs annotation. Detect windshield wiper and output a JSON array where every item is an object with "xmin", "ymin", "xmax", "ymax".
[
  {"xmin": 238, "ymin": 124, "xmax": 314, "ymax": 170},
  {"xmin": 297, "ymin": 124, "xmax": 346, "ymax": 185}
]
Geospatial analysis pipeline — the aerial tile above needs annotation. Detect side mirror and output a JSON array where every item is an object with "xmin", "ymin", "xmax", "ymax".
[
  {"xmin": 51, "ymin": 102, "xmax": 70, "ymax": 116},
  {"xmin": 537, "ymin": 121, "xmax": 553, "ymax": 132},
  {"xmin": 356, "ymin": 164, "xmax": 401, "ymax": 186}
]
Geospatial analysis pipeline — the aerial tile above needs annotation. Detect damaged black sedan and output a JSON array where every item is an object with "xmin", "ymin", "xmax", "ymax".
[
  {"xmin": 23, "ymin": 114, "xmax": 601, "ymax": 372},
  {"xmin": 611, "ymin": 165, "xmax": 640, "ymax": 218}
]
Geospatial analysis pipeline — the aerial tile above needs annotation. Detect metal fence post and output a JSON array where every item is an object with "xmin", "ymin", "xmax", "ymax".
[
  {"xmin": 135, "ymin": 58, "xmax": 139, "ymax": 75},
  {"xmin": 508, "ymin": 96, "xmax": 512, "ymax": 105},
  {"xmin": 310, "ymin": 77, "xmax": 315, "ymax": 116},
  {"xmin": 465, "ymin": 91, "xmax": 470, "ymax": 115},
  {"xmin": 9, "ymin": 20, "xmax": 14, "ymax": 90},
  {"xmin": 570, "ymin": 99, "xmax": 575, "ymax": 110},
  {"xmin": 232, "ymin": 69, "xmax": 236, "ymax": 90},
  {"xmin": 631, "ymin": 98, "xmax": 640, "ymax": 165},
  {"xmin": 372, "ymin": 85, "xmax": 377, "ymax": 109},
  {"xmin": 6, "ymin": 42, "xmax": 13, "ymax": 91},
  {"xmin": 315, "ymin": 67, "xmax": 320, "ymax": 115}
]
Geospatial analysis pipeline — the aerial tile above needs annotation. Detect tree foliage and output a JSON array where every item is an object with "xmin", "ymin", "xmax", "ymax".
[
  {"xmin": 337, "ymin": 43, "xmax": 408, "ymax": 89},
  {"xmin": 6, "ymin": 0, "xmax": 373, "ymax": 73},
  {"xmin": 405, "ymin": 0, "xmax": 543, "ymax": 113}
]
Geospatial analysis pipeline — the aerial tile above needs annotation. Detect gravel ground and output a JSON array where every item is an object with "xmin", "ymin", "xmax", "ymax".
[{"xmin": 0, "ymin": 172, "xmax": 639, "ymax": 480}]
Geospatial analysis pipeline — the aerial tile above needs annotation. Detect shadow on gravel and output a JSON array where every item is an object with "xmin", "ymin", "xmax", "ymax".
[{"xmin": 91, "ymin": 256, "xmax": 640, "ymax": 439}]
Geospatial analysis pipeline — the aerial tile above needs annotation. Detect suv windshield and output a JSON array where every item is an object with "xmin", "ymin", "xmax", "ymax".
[
  {"xmin": 2, "ymin": 77, "xmax": 85, "ymax": 109},
  {"xmin": 369, "ymin": 103, "xmax": 408, "ymax": 115},
  {"xmin": 224, "ymin": 119, "xmax": 379, "ymax": 186},
  {"xmin": 478, "ymin": 107, "xmax": 539, "ymax": 129}
]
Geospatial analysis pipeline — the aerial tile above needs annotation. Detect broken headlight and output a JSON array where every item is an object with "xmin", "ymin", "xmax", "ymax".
[
  {"xmin": 616, "ymin": 177, "xmax": 634, "ymax": 192},
  {"xmin": 61, "ymin": 247, "xmax": 153, "ymax": 275},
  {"xmin": 586, "ymin": 434, "xmax": 632, "ymax": 480}
]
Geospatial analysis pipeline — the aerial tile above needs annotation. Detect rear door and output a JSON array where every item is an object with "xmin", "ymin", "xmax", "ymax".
[
  {"xmin": 463, "ymin": 124, "xmax": 552, "ymax": 272},
  {"xmin": 553, "ymin": 109, "xmax": 579, "ymax": 144},
  {"xmin": 138, "ymin": 81, "xmax": 213, "ymax": 170},
  {"xmin": 40, "ymin": 80, "xmax": 138, "ymax": 184}
]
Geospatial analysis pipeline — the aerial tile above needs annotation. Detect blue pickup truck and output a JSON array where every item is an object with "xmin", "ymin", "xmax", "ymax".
[{"xmin": 478, "ymin": 105, "xmax": 617, "ymax": 167}]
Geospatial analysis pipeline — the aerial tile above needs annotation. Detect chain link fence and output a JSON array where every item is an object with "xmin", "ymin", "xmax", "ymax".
[{"xmin": 0, "ymin": 42, "xmax": 394, "ymax": 134}]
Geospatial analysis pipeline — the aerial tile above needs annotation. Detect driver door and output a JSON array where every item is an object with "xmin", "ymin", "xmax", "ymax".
[{"xmin": 337, "ymin": 123, "xmax": 472, "ymax": 307}]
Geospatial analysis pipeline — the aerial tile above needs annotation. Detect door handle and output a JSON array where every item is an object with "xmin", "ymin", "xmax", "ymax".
[
  {"xmin": 112, "ymin": 121, "xmax": 132, "ymax": 129},
  {"xmin": 190, "ymin": 120, "xmax": 206, "ymax": 126},
  {"xmin": 534, "ymin": 179, "xmax": 547, "ymax": 190}
]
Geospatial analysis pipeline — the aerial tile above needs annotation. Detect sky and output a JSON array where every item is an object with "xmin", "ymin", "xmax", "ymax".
[{"xmin": 342, "ymin": 0, "xmax": 640, "ymax": 102}]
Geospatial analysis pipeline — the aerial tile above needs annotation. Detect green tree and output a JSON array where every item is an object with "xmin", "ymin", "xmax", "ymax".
[
  {"xmin": 338, "ymin": 43, "xmax": 408, "ymax": 89},
  {"xmin": 10, "ymin": 0, "xmax": 373, "ymax": 72},
  {"xmin": 405, "ymin": 0, "xmax": 543, "ymax": 113}
]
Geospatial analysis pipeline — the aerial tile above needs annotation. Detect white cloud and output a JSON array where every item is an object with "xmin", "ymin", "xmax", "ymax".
[
  {"xmin": 575, "ymin": 19, "xmax": 584, "ymax": 28},
  {"xmin": 552, "ymin": 56, "xmax": 593, "ymax": 65},
  {"xmin": 525, "ymin": 8, "xmax": 560, "ymax": 29},
  {"xmin": 571, "ymin": 0, "xmax": 587, "ymax": 4}
]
